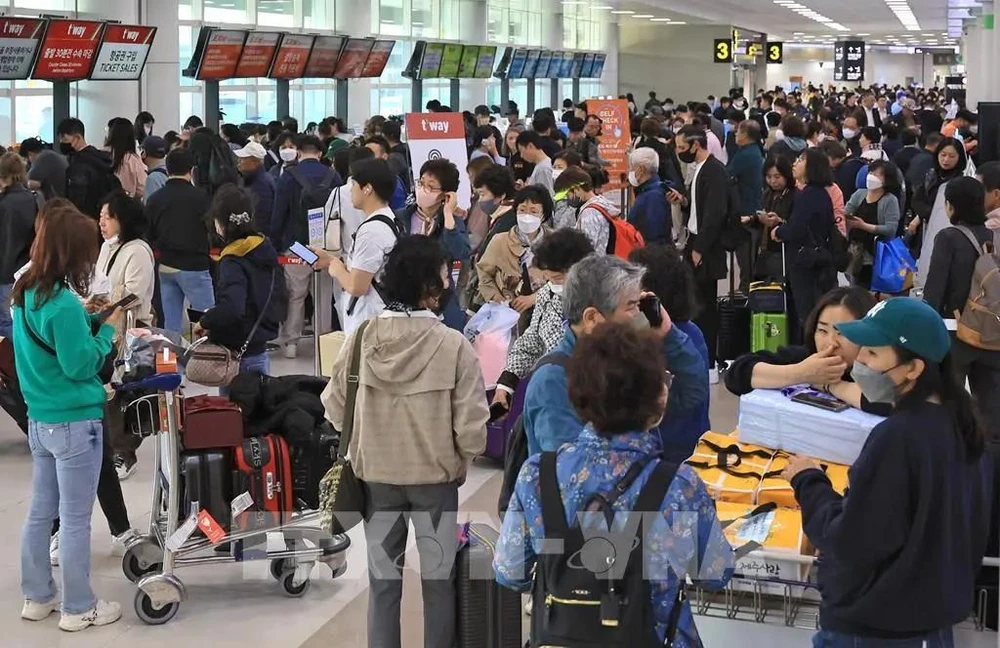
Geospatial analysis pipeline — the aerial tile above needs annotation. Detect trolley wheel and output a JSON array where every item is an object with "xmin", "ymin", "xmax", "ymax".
[
  {"xmin": 330, "ymin": 563, "xmax": 347, "ymax": 579},
  {"xmin": 269, "ymin": 558, "xmax": 290, "ymax": 581},
  {"xmin": 280, "ymin": 571, "xmax": 311, "ymax": 598},
  {"xmin": 122, "ymin": 548, "xmax": 161, "ymax": 584},
  {"xmin": 134, "ymin": 590, "xmax": 180, "ymax": 625}
]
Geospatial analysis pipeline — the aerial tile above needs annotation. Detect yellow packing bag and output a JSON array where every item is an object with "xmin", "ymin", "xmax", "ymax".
[{"xmin": 756, "ymin": 455, "xmax": 852, "ymax": 509}]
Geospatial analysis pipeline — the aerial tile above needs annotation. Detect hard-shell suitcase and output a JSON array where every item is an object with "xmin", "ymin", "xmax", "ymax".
[
  {"xmin": 182, "ymin": 395, "xmax": 244, "ymax": 449},
  {"xmin": 717, "ymin": 252, "xmax": 751, "ymax": 362},
  {"xmin": 233, "ymin": 435, "xmax": 294, "ymax": 532},
  {"xmin": 752, "ymin": 312, "xmax": 789, "ymax": 353},
  {"xmin": 180, "ymin": 450, "xmax": 232, "ymax": 530},
  {"xmin": 290, "ymin": 423, "xmax": 339, "ymax": 511},
  {"xmin": 456, "ymin": 523, "xmax": 522, "ymax": 648}
]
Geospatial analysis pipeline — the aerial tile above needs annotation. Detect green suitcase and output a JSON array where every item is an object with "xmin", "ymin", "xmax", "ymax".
[{"xmin": 752, "ymin": 312, "xmax": 788, "ymax": 353}]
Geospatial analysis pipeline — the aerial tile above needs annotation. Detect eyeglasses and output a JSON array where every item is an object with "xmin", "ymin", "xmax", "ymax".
[{"xmin": 417, "ymin": 179, "xmax": 442, "ymax": 192}]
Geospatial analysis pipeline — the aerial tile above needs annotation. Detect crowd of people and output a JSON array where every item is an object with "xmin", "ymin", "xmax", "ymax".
[{"xmin": 0, "ymin": 79, "xmax": 995, "ymax": 647}]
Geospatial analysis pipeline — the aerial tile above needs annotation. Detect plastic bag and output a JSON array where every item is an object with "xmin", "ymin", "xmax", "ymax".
[
  {"xmin": 871, "ymin": 237, "xmax": 916, "ymax": 294},
  {"xmin": 463, "ymin": 302, "xmax": 521, "ymax": 344},
  {"xmin": 121, "ymin": 327, "xmax": 190, "ymax": 378},
  {"xmin": 463, "ymin": 302, "xmax": 520, "ymax": 388}
]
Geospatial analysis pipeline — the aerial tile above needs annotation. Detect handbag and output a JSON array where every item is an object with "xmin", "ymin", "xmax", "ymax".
[
  {"xmin": 185, "ymin": 269, "xmax": 276, "ymax": 387},
  {"xmin": 319, "ymin": 319, "xmax": 370, "ymax": 536},
  {"xmin": 870, "ymin": 237, "xmax": 917, "ymax": 294},
  {"xmin": 324, "ymin": 184, "xmax": 342, "ymax": 253}
]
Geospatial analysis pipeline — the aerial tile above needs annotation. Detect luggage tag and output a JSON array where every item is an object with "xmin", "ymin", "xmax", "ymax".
[
  {"xmin": 737, "ymin": 509, "xmax": 776, "ymax": 544},
  {"xmin": 231, "ymin": 491, "xmax": 254, "ymax": 518},
  {"xmin": 197, "ymin": 509, "xmax": 227, "ymax": 544},
  {"xmin": 166, "ymin": 512, "xmax": 199, "ymax": 552}
]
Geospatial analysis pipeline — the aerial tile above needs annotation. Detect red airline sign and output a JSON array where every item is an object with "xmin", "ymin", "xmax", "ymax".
[
  {"xmin": 90, "ymin": 24, "xmax": 156, "ymax": 80},
  {"xmin": 32, "ymin": 19, "xmax": 105, "ymax": 80},
  {"xmin": 269, "ymin": 33, "xmax": 314, "ymax": 79},
  {"xmin": 234, "ymin": 31, "xmax": 279, "ymax": 78},
  {"xmin": 0, "ymin": 17, "xmax": 46, "ymax": 80},
  {"xmin": 197, "ymin": 29, "xmax": 246, "ymax": 80},
  {"xmin": 303, "ymin": 36, "xmax": 344, "ymax": 78}
]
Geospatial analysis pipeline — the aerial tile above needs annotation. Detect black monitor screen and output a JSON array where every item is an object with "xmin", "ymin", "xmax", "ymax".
[
  {"xmin": 580, "ymin": 52, "xmax": 596, "ymax": 78},
  {"xmin": 475, "ymin": 45, "xmax": 497, "ymax": 79},
  {"xmin": 508, "ymin": 48, "xmax": 528, "ymax": 78},
  {"xmin": 590, "ymin": 53, "xmax": 606, "ymax": 79},
  {"xmin": 570, "ymin": 52, "xmax": 585, "ymax": 78},
  {"xmin": 522, "ymin": 49, "xmax": 541, "ymax": 78},
  {"xmin": 534, "ymin": 51, "xmax": 553, "ymax": 78},
  {"xmin": 457, "ymin": 45, "xmax": 479, "ymax": 78}
]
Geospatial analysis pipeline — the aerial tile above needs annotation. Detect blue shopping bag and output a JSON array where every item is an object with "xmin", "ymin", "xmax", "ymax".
[{"xmin": 871, "ymin": 237, "xmax": 917, "ymax": 294}]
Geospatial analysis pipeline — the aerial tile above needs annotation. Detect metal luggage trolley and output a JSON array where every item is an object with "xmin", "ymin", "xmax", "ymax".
[{"xmin": 112, "ymin": 370, "xmax": 350, "ymax": 625}]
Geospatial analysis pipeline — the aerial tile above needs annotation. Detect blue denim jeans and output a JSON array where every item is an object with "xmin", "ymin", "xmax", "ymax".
[
  {"xmin": 158, "ymin": 269, "xmax": 216, "ymax": 333},
  {"xmin": 813, "ymin": 628, "xmax": 955, "ymax": 648},
  {"xmin": 22, "ymin": 419, "xmax": 104, "ymax": 614},
  {"xmin": 0, "ymin": 282, "xmax": 12, "ymax": 338}
]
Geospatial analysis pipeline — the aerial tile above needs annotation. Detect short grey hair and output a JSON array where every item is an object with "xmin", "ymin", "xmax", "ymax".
[
  {"xmin": 629, "ymin": 147, "xmax": 659, "ymax": 174},
  {"xmin": 563, "ymin": 255, "xmax": 645, "ymax": 325}
]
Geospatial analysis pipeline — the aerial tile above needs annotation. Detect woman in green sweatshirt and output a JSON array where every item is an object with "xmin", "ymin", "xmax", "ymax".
[{"xmin": 12, "ymin": 203, "xmax": 124, "ymax": 633}]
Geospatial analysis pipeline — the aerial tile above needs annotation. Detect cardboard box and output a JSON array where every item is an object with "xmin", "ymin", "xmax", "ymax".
[
  {"xmin": 318, "ymin": 331, "xmax": 346, "ymax": 377},
  {"xmin": 715, "ymin": 501, "xmax": 815, "ymax": 585}
]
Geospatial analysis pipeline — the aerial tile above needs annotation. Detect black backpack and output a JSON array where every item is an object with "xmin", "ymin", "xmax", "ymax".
[
  {"xmin": 497, "ymin": 353, "xmax": 568, "ymax": 518},
  {"xmin": 344, "ymin": 214, "xmax": 405, "ymax": 317},
  {"xmin": 66, "ymin": 156, "xmax": 121, "ymax": 218},
  {"xmin": 531, "ymin": 451, "xmax": 682, "ymax": 647},
  {"xmin": 287, "ymin": 165, "xmax": 337, "ymax": 221}
]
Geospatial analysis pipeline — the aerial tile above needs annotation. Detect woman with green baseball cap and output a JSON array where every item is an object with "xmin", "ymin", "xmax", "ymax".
[{"xmin": 783, "ymin": 297, "xmax": 993, "ymax": 647}]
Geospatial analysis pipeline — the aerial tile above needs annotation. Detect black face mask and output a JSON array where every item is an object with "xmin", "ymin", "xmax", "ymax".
[
  {"xmin": 678, "ymin": 148, "xmax": 697, "ymax": 164},
  {"xmin": 59, "ymin": 142, "xmax": 74, "ymax": 155},
  {"xmin": 433, "ymin": 287, "xmax": 454, "ymax": 316}
]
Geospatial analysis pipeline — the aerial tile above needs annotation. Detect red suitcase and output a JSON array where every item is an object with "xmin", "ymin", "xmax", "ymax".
[
  {"xmin": 233, "ymin": 435, "xmax": 294, "ymax": 532},
  {"xmin": 182, "ymin": 395, "xmax": 244, "ymax": 450}
]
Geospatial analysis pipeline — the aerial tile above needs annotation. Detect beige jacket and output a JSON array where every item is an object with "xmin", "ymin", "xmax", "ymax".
[
  {"xmin": 95, "ymin": 237, "xmax": 156, "ymax": 324},
  {"xmin": 321, "ymin": 312, "xmax": 488, "ymax": 485},
  {"xmin": 476, "ymin": 227, "xmax": 546, "ymax": 303}
]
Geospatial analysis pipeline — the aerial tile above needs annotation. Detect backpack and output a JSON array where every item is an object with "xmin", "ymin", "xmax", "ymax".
[
  {"xmin": 954, "ymin": 226, "xmax": 1000, "ymax": 350},
  {"xmin": 286, "ymin": 165, "xmax": 337, "ymax": 222},
  {"xmin": 344, "ymin": 214, "xmax": 405, "ymax": 317},
  {"xmin": 498, "ymin": 353, "xmax": 568, "ymax": 518},
  {"xmin": 148, "ymin": 166, "xmax": 167, "ymax": 178},
  {"xmin": 531, "ymin": 451, "xmax": 682, "ymax": 647},
  {"xmin": 66, "ymin": 155, "xmax": 122, "ymax": 219},
  {"xmin": 588, "ymin": 202, "xmax": 645, "ymax": 259}
]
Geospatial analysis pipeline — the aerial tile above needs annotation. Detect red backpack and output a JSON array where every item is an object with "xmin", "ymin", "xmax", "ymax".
[{"xmin": 587, "ymin": 202, "xmax": 646, "ymax": 259}]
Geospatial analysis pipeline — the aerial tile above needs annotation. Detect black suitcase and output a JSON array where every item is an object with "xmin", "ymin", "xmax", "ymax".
[
  {"xmin": 717, "ymin": 253, "xmax": 751, "ymax": 362},
  {"xmin": 456, "ymin": 524, "xmax": 522, "ymax": 648},
  {"xmin": 180, "ymin": 450, "xmax": 232, "ymax": 530},
  {"xmin": 290, "ymin": 422, "xmax": 339, "ymax": 511}
]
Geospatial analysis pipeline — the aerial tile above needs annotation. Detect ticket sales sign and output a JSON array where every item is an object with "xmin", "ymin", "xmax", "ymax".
[
  {"xmin": 32, "ymin": 19, "xmax": 105, "ymax": 80},
  {"xmin": 90, "ymin": 24, "xmax": 156, "ymax": 80},
  {"xmin": 0, "ymin": 17, "xmax": 45, "ymax": 80}
]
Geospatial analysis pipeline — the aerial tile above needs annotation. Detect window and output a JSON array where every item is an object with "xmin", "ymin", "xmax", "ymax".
[
  {"xmin": 178, "ymin": 0, "xmax": 194, "ymax": 20},
  {"xmin": 15, "ymin": 95, "xmax": 52, "ymax": 142},
  {"xmin": 258, "ymin": 0, "xmax": 295, "ymax": 27},
  {"xmin": 376, "ymin": 0, "xmax": 407, "ymax": 36},
  {"xmin": 203, "ymin": 0, "xmax": 250, "ymax": 24},
  {"xmin": 303, "ymin": 0, "xmax": 333, "ymax": 29},
  {"xmin": 14, "ymin": 0, "xmax": 73, "ymax": 9}
]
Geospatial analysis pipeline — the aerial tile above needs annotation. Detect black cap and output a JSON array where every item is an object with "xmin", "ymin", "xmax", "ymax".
[
  {"xmin": 141, "ymin": 135, "xmax": 168, "ymax": 158},
  {"xmin": 506, "ymin": 100, "xmax": 519, "ymax": 115},
  {"xmin": 474, "ymin": 104, "xmax": 490, "ymax": 116}
]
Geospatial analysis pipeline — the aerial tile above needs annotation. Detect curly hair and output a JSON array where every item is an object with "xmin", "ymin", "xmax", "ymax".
[
  {"xmin": 533, "ymin": 229, "xmax": 594, "ymax": 273},
  {"xmin": 381, "ymin": 235, "xmax": 449, "ymax": 309},
  {"xmin": 568, "ymin": 322, "xmax": 667, "ymax": 436},
  {"xmin": 629, "ymin": 244, "xmax": 696, "ymax": 322}
]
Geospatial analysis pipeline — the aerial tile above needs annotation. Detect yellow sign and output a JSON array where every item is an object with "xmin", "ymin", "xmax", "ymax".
[
  {"xmin": 766, "ymin": 41, "xmax": 784, "ymax": 64},
  {"xmin": 714, "ymin": 38, "xmax": 733, "ymax": 63}
]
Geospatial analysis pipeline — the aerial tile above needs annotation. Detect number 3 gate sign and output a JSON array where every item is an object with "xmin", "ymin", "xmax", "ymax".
[{"xmin": 713, "ymin": 38, "xmax": 732, "ymax": 63}]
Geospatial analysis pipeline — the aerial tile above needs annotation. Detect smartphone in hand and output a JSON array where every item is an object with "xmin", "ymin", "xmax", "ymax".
[
  {"xmin": 98, "ymin": 293, "xmax": 140, "ymax": 322},
  {"xmin": 639, "ymin": 295, "xmax": 663, "ymax": 328},
  {"xmin": 289, "ymin": 241, "xmax": 319, "ymax": 265}
]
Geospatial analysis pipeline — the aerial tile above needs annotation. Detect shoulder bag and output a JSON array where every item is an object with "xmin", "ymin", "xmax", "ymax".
[
  {"xmin": 185, "ymin": 268, "xmax": 276, "ymax": 387},
  {"xmin": 319, "ymin": 319, "xmax": 371, "ymax": 535}
]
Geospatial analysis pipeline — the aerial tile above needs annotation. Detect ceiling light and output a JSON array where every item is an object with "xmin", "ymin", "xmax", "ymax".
[
  {"xmin": 670, "ymin": 21, "xmax": 686, "ymax": 24},
  {"xmin": 649, "ymin": 18, "xmax": 673, "ymax": 22},
  {"xmin": 609, "ymin": 9, "xmax": 634, "ymax": 14},
  {"xmin": 856, "ymin": 32, "xmax": 870, "ymax": 36},
  {"xmin": 632, "ymin": 14, "xmax": 654, "ymax": 18},
  {"xmin": 591, "ymin": 5, "xmax": 613, "ymax": 8},
  {"xmin": 793, "ymin": 31, "xmax": 804, "ymax": 35}
]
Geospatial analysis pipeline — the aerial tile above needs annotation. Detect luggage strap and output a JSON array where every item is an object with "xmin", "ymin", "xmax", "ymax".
[
  {"xmin": 338, "ymin": 319, "xmax": 370, "ymax": 460},
  {"xmin": 685, "ymin": 459, "xmax": 783, "ymax": 481},
  {"xmin": 699, "ymin": 438, "xmax": 774, "ymax": 463}
]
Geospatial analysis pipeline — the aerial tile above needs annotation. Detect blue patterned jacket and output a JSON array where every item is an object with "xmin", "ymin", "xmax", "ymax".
[{"xmin": 494, "ymin": 427, "xmax": 734, "ymax": 646}]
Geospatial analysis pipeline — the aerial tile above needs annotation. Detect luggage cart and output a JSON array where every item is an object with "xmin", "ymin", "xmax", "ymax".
[{"xmin": 113, "ymin": 371, "xmax": 350, "ymax": 625}]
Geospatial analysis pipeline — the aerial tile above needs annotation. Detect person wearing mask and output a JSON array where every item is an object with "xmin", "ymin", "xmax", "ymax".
[
  {"xmin": 744, "ymin": 155, "xmax": 796, "ymax": 281},
  {"xmin": 841, "ymin": 113, "xmax": 862, "ymax": 159},
  {"xmin": 468, "ymin": 125, "xmax": 505, "ymax": 166},
  {"xmin": 463, "ymin": 165, "xmax": 517, "ymax": 310},
  {"xmin": 194, "ymin": 185, "xmax": 283, "ymax": 384},
  {"xmin": 977, "ymin": 161, "xmax": 1000, "ymax": 250},
  {"xmin": 56, "ymin": 118, "xmax": 118, "ymax": 220},
  {"xmin": 105, "ymin": 118, "xmax": 147, "ymax": 201},
  {"xmin": 321, "ymin": 234, "xmax": 486, "ymax": 648},
  {"xmin": 14, "ymin": 204, "xmax": 124, "ymax": 632},
  {"xmin": 671, "ymin": 125, "xmax": 731, "ymax": 383},
  {"xmin": 18, "ymin": 138, "xmax": 67, "ymax": 201},
  {"xmin": 522, "ymin": 254, "xmax": 707, "ymax": 455},
  {"xmin": 768, "ymin": 114, "xmax": 809, "ymax": 164},
  {"xmin": 913, "ymin": 137, "xmax": 967, "ymax": 276},
  {"xmin": 785, "ymin": 298, "xmax": 992, "ymax": 648},
  {"xmin": 272, "ymin": 134, "xmax": 341, "ymax": 356},
  {"xmin": 139, "ymin": 135, "xmax": 169, "ymax": 203},
  {"xmin": 93, "ymin": 191, "xmax": 155, "ymax": 481},
  {"xmin": 515, "ymin": 130, "xmax": 554, "ymax": 195},
  {"xmin": 363, "ymin": 136, "xmax": 407, "ymax": 210},
  {"xmin": 859, "ymin": 91, "xmax": 882, "ymax": 131},
  {"xmin": 496, "ymin": 322, "xmax": 733, "ymax": 647},
  {"xmin": 491, "ymin": 229, "xmax": 593, "ymax": 410},
  {"xmin": 729, "ymin": 120, "xmax": 765, "ymax": 291},
  {"xmin": 773, "ymin": 149, "xmax": 838, "ymax": 327},
  {"xmin": 313, "ymin": 159, "xmax": 399, "ymax": 333},
  {"xmin": 504, "ymin": 125, "xmax": 530, "ymax": 183},
  {"xmin": 628, "ymin": 147, "xmax": 671, "ymax": 245},
  {"xmin": 554, "ymin": 166, "xmax": 614, "ymax": 254},
  {"xmin": 233, "ymin": 141, "xmax": 276, "ymax": 236},
  {"xmin": 144, "ymin": 147, "xmax": 215, "ymax": 333},
  {"xmin": 845, "ymin": 160, "xmax": 902, "ymax": 289},
  {"xmin": 269, "ymin": 132, "xmax": 298, "ymax": 181},
  {"xmin": 476, "ymin": 185, "xmax": 551, "ymax": 309},
  {"xmin": 133, "ymin": 111, "xmax": 154, "ymax": 146},
  {"xmin": 0, "ymin": 152, "xmax": 40, "ymax": 337},
  {"xmin": 630, "ymin": 244, "xmax": 713, "ymax": 461}
]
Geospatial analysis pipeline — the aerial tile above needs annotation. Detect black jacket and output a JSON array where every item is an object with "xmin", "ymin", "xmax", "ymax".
[
  {"xmin": 145, "ymin": 178, "xmax": 212, "ymax": 271},
  {"xmin": 924, "ymin": 224, "xmax": 992, "ymax": 317},
  {"xmin": 686, "ymin": 155, "xmax": 730, "ymax": 280},
  {"xmin": 776, "ymin": 185, "xmax": 834, "ymax": 263},
  {"xmin": 792, "ymin": 401, "xmax": 993, "ymax": 638},
  {"xmin": 65, "ymin": 145, "xmax": 117, "ymax": 219},
  {"xmin": 200, "ymin": 235, "xmax": 285, "ymax": 357},
  {"xmin": 0, "ymin": 184, "xmax": 39, "ymax": 283}
]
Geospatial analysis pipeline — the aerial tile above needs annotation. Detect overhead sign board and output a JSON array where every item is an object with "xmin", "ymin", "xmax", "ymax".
[
  {"xmin": 714, "ymin": 38, "xmax": 733, "ymax": 63},
  {"xmin": 196, "ymin": 29, "xmax": 247, "ymax": 80},
  {"xmin": 32, "ymin": 19, "xmax": 105, "ymax": 80},
  {"xmin": 90, "ymin": 24, "xmax": 156, "ymax": 80},
  {"xmin": 304, "ymin": 35, "xmax": 344, "ymax": 78},
  {"xmin": 233, "ymin": 31, "xmax": 279, "ymax": 78},
  {"xmin": 0, "ymin": 17, "xmax": 46, "ymax": 80},
  {"xmin": 766, "ymin": 41, "xmax": 783, "ymax": 64},
  {"xmin": 269, "ymin": 33, "xmax": 314, "ymax": 79}
]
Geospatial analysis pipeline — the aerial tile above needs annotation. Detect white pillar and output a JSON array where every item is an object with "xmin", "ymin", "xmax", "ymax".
[
  {"xmin": 139, "ymin": 0, "xmax": 181, "ymax": 131},
  {"xmin": 459, "ymin": 0, "xmax": 489, "ymax": 110},
  {"xmin": 336, "ymin": 0, "xmax": 372, "ymax": 127},
  {"xmin": 74, "ymin": 0, "xmax": 141, "ymax": 134}
]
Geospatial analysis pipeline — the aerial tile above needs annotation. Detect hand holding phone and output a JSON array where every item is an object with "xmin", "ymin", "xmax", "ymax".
[
  {"xmin": 289, "ymin": 241, "xmax": 319, "ymax": 266},
  {"xmin": 99, "ymin": 293, "xmax": 139, "ymax": 322}
]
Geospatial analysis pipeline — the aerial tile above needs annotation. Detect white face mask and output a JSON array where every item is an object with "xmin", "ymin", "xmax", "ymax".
[
  {"xmin": 552, "ymin": 169, "xmax": 563, "ymax": 181},
  {"xmin": 279, "ymin": 148, "xmax": 298, "ymax": 163},
  {"xmin": 842, "ymin": 127, "xmax": 858, "ymax": 140},
  {"xmin": 517, "ymin": 213, "xmax": 542, "ymax": 235},
  {"xmin": 866, "ymin": 174, "xmax": 884, "ymax": 191},
  {"xmin": 548, "ymin": 282, "xmax": 564, "ymax": 295},
  {"xmin": 774, "ymin": 129, "xmax": 785, "ymax": 141},
  {"xmin": 628, "ymin": 171, "xmax": 640, "ymax": 187}
]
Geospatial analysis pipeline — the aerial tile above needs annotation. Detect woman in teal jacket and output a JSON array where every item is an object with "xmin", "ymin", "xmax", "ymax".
[{"xmin": 12, "ymin": 203, "xmax": 124, "ymax": 632}]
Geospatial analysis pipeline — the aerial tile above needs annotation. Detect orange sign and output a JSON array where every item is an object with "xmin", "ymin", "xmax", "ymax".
[{"xmin": 586, "ymin": 99, "xmax": 631, "ymax": 192}]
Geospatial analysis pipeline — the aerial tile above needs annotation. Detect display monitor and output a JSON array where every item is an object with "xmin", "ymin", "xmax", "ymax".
[
  {"xmin": 507, "ymin": 48, "xmax": 527, "ymax": 79},
  {"xmin": 475, "ymin": 46, "xmax": 497, "ymax": 79},
  {"xmin": 420, "ymin": 41, "xmax": 444, "ymax": 79},
  {"xmin": 333, "ymin": 38, "xmax": 374, "ymax": 79},
  {"xmin": 557, "ymin": 52, "xmax": 574, "ymax": 78},
  {"xmin": 189, "ymin": 28, "xmax": 247, "ymax": 80},
  {"xmin": 233, "ymin": 31, "xmax": 280, "ymax": 78},
  {"xmin": 580, "ymin": 52, "xmax": 596, "ymax": 78},
  {"xmin": 534, "ymin": 51, "xmax": 553, "ymax": 78},
  {"xmin": 32, "ymin": 19, "xmax": 105, "ymax": 81},
  {"xmin": 0, "ymin": 18, "xmax": 50, "ymax": 80},
  {"xmin": 457, "ymin": 45, "xmax": 479, "ymax": 78},
  {"xmin": 438, "ymin": 43, "xmax": 463, "ymax": 78},
  {"xmin": 269, "ymin": 33, "xmax": 314, "ymax": 79},
  {"xmin": 590, "ymin": 52, "xmax": 607, "ymax": 79},
  {"xmin": 570, "ymin": 52, "xmax": 585, "ymax": 78},
  {"xmin": 360, "ymin": 39, "xmax": 395, "ymax": 78},
  {"xmin": 90, "ymin": 24, "xmax": 156, "ymax": 81},
  {"xmin": 304, "ymin": 36, "xmax": 344, "ymax": 78},
  {"xmin": 522, "ymin": 49, "xmax": 541, "ymax": 78}
]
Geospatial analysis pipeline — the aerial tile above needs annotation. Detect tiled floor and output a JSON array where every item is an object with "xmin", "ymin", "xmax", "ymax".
[{"xmin": 0, "ymin": 346, "xmax": 996, "ymax": 647}]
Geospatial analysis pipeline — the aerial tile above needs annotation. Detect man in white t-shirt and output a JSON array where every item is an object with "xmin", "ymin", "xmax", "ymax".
[{"xmin": 313, "ymin": 158, "xmax": 400, "ymax": 333}]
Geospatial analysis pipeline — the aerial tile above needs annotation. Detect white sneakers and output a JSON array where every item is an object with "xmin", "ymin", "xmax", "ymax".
[
  {"xmin": 114, "ymin": 454, "xmax": 138, "ymax": 481},
  {"xmin": 22, "ymin": 597, "xmax": 122, "ymax": 632},
  {"xmin": 57, "ymin": 600, "xmax": 122, "ymax": 632},
  {"xmin": 49, "ymin": 532, "xmax": 59, "ymax": 566},
  {"xmin": 111, "ymin": 528, "xmax": 141, "ymax": 558}
]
